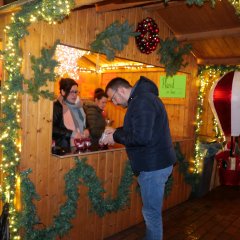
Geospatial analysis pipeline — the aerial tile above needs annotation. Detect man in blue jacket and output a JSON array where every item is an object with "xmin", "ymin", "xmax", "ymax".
[{"xmin": 103, "ymin": 76, "xmax": 176, "ymax": 240}]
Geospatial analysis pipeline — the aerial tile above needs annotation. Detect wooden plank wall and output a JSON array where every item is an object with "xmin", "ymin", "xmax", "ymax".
[
  {"xmin": 199, "ymin": 82, "xmax": 216, "ymax": 138},
  {"xmin": 102, "ymin": 69, "xmax": 197, "ymax": 138},
  {"xmin": 47, "ymin": 140, "xmax": 192, "ymax": 240},
  {"xmin": 0, "ymin": 5, "xmax": 198, "ymax": 238}
]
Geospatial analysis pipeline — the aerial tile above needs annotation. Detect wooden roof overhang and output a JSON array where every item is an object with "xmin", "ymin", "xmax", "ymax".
[{"xmin": 0, "ymin": 0, "xmax": 240, "ymax": 65}]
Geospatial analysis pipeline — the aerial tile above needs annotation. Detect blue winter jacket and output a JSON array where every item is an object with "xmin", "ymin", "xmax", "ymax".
[{"xmin": 113, "ymin": 76, "xmax": 176, "ymax": 175}]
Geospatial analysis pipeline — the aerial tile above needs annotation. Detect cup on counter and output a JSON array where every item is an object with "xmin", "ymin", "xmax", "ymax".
[{"xmin": 74, "ymin": 138, "xmax": 92, "ymax": 152}]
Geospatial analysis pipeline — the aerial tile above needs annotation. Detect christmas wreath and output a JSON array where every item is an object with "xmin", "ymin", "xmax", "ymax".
[{"xmin": 135, "ymin": 17, "xmax": 160, "ymax": 54}]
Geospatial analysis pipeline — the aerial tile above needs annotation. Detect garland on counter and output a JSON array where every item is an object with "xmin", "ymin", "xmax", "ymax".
[
  {"xmin": 16, "ymin": 144, "xmax": 195, "ymax": 240},
  {"xmin": 17, "ymin": 158, "xmax": 134, "ymax": 240},
  {"xmin": 174, "ymin": 143, "xmax": 200, "ymax": 192}
]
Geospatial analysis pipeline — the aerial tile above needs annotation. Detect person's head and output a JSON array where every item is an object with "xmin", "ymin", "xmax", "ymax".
[
  {"xmin": 105, "ymin": 77, "xmax": 132, "ymax": 108},
  {"xmin": 94, "ymin": 88, "xmax": 108, "ymax": 110},
  {"xmin": 59, "ymin": 78, "xmax": 79, "ymax": 104}
]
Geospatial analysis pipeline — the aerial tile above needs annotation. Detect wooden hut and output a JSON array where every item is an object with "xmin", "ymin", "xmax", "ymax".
[{"xmin": 0, "ymin": 0, "xmax": 239, "ymax": 239}]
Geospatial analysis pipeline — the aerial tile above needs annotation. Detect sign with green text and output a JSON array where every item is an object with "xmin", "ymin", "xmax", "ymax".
[{"xmin": 159, "ymin": 75, "xmax": 186, "ymax": 98}]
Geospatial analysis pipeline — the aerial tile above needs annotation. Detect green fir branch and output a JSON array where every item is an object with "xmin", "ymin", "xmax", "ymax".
[
  {"xmin": 158, "ymin": 37, "xmax": 192, "ymax": 76},
  {"xmin": 24, "ymin": 40, "xmax": 60, "ymax": 101},
  {"xmin": 185, "ymin": 0, "xmax": 216, "ymax": 6},
  {"xmin": 17, "ymin": 158, "xmax": 134, "ymax": 240},
  {"xmin": 164, "ymin": 174, "xmax": 173, "ymax": 197},
  {"xmin": 174, "ymin": 142, "xmax": 200, "ymax": 192},
  {"xmin": 0, "ymin": 1, "xmax": 76, "ymax": 239},
  {"xmin": 90, "ymin": 20, "xmax": 140, "ymax": 61},
  {"xmin": 16, "ymin": 143, "xmax": 198, "ymax": 239}
]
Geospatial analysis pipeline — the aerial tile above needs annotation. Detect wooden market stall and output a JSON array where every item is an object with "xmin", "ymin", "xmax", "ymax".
[{"xmin": 0, "ymin": 0, "xmax": 209, "ymax": 239}]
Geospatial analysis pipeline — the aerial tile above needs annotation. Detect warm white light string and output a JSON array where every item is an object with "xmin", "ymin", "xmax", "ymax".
[{"xmin": 55, "ymin": 44, "xmax": 91, "ymax": 79}]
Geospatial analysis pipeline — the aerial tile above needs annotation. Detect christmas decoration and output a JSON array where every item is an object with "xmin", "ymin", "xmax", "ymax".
[
  {"xmin": 158, "ymin": 37, "xmax": 192, "ymax": 76},
  {"xmin": 16, "ymin": 158, "xmax": 134, "ymax": 240},
  {"xmin": 227, "ymin": 0, "xmax": 240, "ymax": 16},
  {"xmin": 209, "ymin": 71, "xmax": 240, "ymax": 137},
  {"xmin": 193, "ymin": 65, "xmax": 240, "ymax": 174},
  {"xmin": 185, "ymin": 0, "xmax": 215, "ymax": 6},
  {"xmin": 41, "ymin": 0, "xmax": 74, "ymax": 24},
  {"xmin": 90, "ymin": 20, "xmax": 139, "ymax": 61},
  {"xmin": 4, "ymin": 0, "xmax": 240, "ymax": 238},
  {"xmin": 14, "ymin": 144, "xmax": 197, "ymax": 240},
  {"xmin": 0, "ymin": 1, "xmax": 75, "ymax": 239},
  {"xmin": 135, "ymin": 17, "xmax": 160, "ymax": 54},
  {"xmin": 55, "ymin": 44, "xmax": 91, "ymax": 79},
  {"xmin": 25, "ymin": 41, "xmax": 59, "ymax": 101}
]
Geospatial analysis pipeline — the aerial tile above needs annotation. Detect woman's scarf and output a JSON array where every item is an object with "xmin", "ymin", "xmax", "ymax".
[{"xmin": 58, "ymin": 95, "xmax": 86, "ymax": 133}]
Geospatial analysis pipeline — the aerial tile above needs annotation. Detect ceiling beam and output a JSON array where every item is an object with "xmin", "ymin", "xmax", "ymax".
[
  {"xmin": 74, "ymin": 0, "xmax": 106, "ymax": 8},
  {"xmin": 197, "ymin": 57, "xmax": 240, "ymax": 65},
  {"xmin": 143, "ymin": 1, "xmax": 186, "ymax": 10},
  {"xmin": 176, "ymin": 27, "xmax": 240, "ymax": 41},
  {"xmin": 0, "ymin": 0, "xmax": 105, "ymax": 15},
  {"xmin": 95, "ymin": 0, "xmax": 157, "ymax": 12}
]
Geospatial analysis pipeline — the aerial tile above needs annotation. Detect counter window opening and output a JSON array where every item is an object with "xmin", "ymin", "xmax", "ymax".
[{"xmin": 52, "ymin": 44, "xmax": 162, "ymax": 156}]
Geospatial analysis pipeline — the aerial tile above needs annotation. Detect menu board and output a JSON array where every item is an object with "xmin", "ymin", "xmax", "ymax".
[{"xmin": 159, "ymin": 75, "xmax": 186, "ymax": 98}]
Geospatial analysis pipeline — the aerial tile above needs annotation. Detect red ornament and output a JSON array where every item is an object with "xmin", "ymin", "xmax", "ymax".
[
  {"xmin": 135, "ymin": 17, "xmax": 160, "ymax": 54},
  {"xmin": 209, "ymin": 71, "xmax": 240, "ymax": 137}
]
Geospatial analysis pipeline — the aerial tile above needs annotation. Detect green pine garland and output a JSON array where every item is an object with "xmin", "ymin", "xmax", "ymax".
[
  {"xmin": 158, "ymin": 37, "xmax": 192, "ymax": 76},
  {"xmin": 0, "ymin": 1, "xmax": 75, "ymax": 239},
  {"xmin": 17, "ymin": 158, "xmax": 134, "ymax": 240},
  {"xmin": 15, "ymin": 144, "xmax": 196, "ymax": 240},
  {"xmin": 3, "ymin": 0, "xmax": 234, "ymax": 239},
  {"xmin": 174, "ymin": 142, "xmax": 200, "ymax": 192},
  {"xmin": 26, "ymin": 40, "xmax": 60, "ymax": 101},
  {"xmin": 185, "ymin": 0, "xmax": 216, "ymax": 6},
  {"xmin": 90, "ymin": 20, "xmax": 140, "ymax": 61}
]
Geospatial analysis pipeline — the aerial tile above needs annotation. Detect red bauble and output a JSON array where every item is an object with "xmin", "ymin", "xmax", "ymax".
[{"xmin": 135, "ymin": 17, "xmax": 160, "ymax": 54}]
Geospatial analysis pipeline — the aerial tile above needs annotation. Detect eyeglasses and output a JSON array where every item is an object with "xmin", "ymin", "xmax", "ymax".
[
  {"xmin": 69, "ymin": 90, "xmax": 79, "ymax": 95},
  {"xmin": 110, "ymin": 89, "xmax": 118, "ymax": 102}
]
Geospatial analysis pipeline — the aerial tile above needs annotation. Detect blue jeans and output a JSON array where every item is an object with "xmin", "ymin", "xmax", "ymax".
[{"xmin": 138, "ymin": 166, "xmax": 173, "ymax": 240}]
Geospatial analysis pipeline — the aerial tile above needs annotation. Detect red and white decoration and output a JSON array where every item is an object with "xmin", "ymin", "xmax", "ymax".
[{"xmin": 209, "ymin": 71, "xmax": 240, "ymax": 137}]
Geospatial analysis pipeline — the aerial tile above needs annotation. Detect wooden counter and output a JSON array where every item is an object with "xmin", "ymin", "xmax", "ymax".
[{"xmin": 45, "ymin": 139, "xmax": 193, "ymax": 239}]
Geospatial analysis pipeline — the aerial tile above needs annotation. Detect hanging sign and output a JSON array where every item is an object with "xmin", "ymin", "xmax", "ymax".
[{"xmin": 159, "ymin": 75, "xmax": 186, "ymax": 98}]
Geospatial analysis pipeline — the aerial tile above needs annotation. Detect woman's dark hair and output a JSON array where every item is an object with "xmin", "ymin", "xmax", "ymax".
[
  {"xmin": 59, "ymin": 78, "xmax": 78, "ymax": 99},
  {"xmin": 94, "ymin": 88, "xmax": 107, "ymax": 100}
]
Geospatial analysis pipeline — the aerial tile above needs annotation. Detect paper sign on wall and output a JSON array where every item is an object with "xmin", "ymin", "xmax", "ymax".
[{"xmin": 159, "ymin": 75, "xmax": 186, "ymax": 98}]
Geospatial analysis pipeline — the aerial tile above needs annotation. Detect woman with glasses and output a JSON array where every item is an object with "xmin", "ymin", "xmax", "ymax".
[
  {"xmin": 83, "ymin": 88, "xmax": 108, "ymax": 147},
  {"xmin": 52, "ymin": 77, "xmax": 89, "ymax": 150}
]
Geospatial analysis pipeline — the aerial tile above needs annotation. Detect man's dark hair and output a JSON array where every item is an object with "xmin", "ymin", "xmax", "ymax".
[{"xmin": 105, "ymin": 77, "xmax": 132, "ymax": 93}]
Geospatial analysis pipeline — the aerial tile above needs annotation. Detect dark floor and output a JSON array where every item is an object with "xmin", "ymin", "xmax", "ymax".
[{"xmin": 105, "ymin": 186, "xmax": 240, "ymax": 240}]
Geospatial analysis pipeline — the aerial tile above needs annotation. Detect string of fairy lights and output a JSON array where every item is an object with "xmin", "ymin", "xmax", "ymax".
[
  {"xmin": 55, "ymin": 45, "xmax": 92, "ymax": 78},
  {"xmin": 0, "ymin": 1, "xmax": 75, "ymax": 239},
  {"xmin": 229, "ymin": 0, "xmax": 240, "ymax": 15},
  {"xmin": 54, "ymin": 44, "xmax": 155, "ymax": 79},
  {"xmin": 0, "ymin": 0, "xmax": 240, "ymax": 239},
  {"xmin": 192, "ymin": 66, "xmax": 240, "ymax": 174}
]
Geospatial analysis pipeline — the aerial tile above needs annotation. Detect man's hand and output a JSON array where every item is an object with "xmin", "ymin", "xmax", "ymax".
[{"xmin": 102, "ymin": 132, "xmax": 115, "ymax": 145}]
